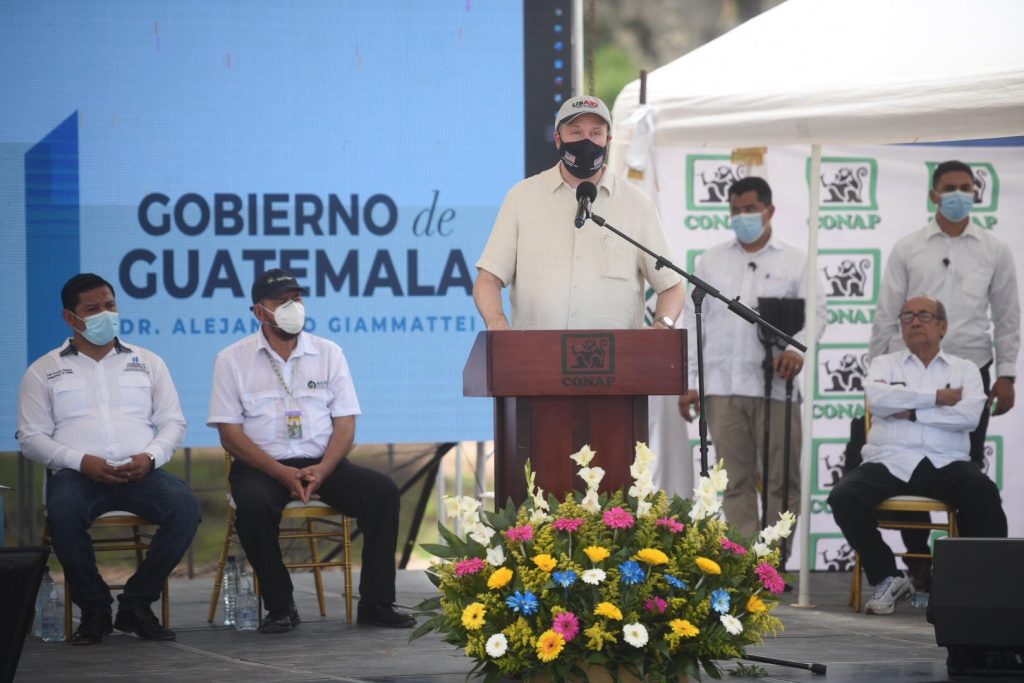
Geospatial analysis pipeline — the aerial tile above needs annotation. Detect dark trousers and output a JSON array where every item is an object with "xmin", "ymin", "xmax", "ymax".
[
  {"xmin": 229, "ymin": 457, "xmax": 401, "ymax": 613},
  {"xmin": 47, "ymin": 468, "xmax": 201, "ymax": 612},
  {"xmin": 898, "ymin": 362, "xmax": 993, "ymax": 561},
  {"xmin": 828, "ymin": 458, "xmax": 1006, "ymax": 586}
]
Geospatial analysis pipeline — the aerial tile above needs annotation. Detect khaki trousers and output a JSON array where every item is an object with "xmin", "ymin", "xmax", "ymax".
[{"xmin": 705, "ymin": 395, "xmax": 801, "ymax": 539}]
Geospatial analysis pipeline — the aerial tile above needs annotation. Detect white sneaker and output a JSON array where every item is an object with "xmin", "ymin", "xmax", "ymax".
[{"xmin": 865, "ymin": 574, "xmax": 913, "ymax": 615}]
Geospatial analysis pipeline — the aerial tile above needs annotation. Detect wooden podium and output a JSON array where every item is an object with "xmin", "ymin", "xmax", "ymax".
[{"xmin": 464, "ymin": 329, "xmax": 687, "ymax": 507}]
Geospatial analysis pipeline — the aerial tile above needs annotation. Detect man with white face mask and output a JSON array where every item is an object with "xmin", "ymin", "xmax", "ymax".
[
  {"xmin": 208, "ymin": 269, "xmax": 414, "ymax": 633},
  {"xmin": 18, "ymin": 273, "xmax": 198, "ymax": 644},
  {"xmin": 677, "ymin": 177, "xmax": 827, "ymax": 544}
]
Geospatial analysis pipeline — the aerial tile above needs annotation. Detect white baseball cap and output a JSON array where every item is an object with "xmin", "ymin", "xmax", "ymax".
[{"xmin": 555, "ymin": 95, "xmax": 611, "ymax": 129}]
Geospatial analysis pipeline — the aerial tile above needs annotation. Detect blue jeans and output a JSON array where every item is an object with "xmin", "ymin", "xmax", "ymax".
[{"xmin": 47, "ymin": 468, "xmax": 201, "ymax": 612}]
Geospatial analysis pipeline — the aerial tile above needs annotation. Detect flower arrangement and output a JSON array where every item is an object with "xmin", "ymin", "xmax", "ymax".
[{"xmin": 412, "ymin": 443, "xmax": 795, "ymax": 682}]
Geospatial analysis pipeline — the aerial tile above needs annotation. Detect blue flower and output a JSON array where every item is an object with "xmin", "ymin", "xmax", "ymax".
[
  {"xmin": 618, "ymin": 560, "xmax": 645, "ymax": 585},
  {"xmin": 552, "ymin": 570, "xmax": 577, "ymax": 588},
  {"xmin": 664, "ymin": 574, "xmax": 688, "ymax": 590},
  {"xmin": 505, "ymin": 590, "xmax": 539, "ymax": 615},
  {"xmin": 711, "ymin": 588, "xmax": 731, "ymax": 614}
]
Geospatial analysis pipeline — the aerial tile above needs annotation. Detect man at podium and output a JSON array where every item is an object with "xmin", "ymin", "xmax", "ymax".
[{"xmin": 473, "ymin": 94, "xmax": 685, "ymax": 331}]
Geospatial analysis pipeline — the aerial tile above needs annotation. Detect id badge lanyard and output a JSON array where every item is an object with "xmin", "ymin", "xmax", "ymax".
[{"xmin": 263, "ymin": 349, "xmax": 302, "ymax": 440}]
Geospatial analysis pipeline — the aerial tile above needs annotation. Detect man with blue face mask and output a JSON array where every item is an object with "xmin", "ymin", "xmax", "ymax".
[
  {"xmin": 17, "ymin": 273, "xmax": 199, "ymax": 644},
  {"xmin": 677, "ymin": 177, "xmax": 827, "ymax": 544},
  {"xmin": 868, "ymin": 160, "xmax": 1020, "ymax": 593},
  {"xmin": 473, "ymin": 94, "xmax": 685, "ymax": 331}
]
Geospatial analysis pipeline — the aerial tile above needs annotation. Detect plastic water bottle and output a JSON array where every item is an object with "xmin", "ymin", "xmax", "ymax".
[
  {"xmin": 222, "ymin": 555, "xmax": 239, "ymax": 626},
  {"xmin": 234, "ymin": 569, "xmax": 259, "ymax": 631},
  {"xmin": 911, "ymin": 591, "xmax": 930, "ymax": 608},
  {"xmin": 41, "ymin": 581, "xmax": 65, "ymax": 642},
  {"xmin": 33, "ymin": 567, "xmax": 54, "ymax": 638}
]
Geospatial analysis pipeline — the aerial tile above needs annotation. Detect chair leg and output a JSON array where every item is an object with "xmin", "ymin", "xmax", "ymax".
[
  {"xmin": 307, "ymin": 519, "xmax": 327, "ymax": 617},
  {"xmin": 851, "ymin": 552, "xmax": 862, "ymax": 613},
  {"xmin": 343, "ymin": 517, "xmax": 353, "ymax": 624},
  {"xmin": 207, "ymin": 508, "xmax": 235, "ymax": 623}
]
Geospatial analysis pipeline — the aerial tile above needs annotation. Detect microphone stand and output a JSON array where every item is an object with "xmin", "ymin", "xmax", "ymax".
[{"xmin": 584, "ymin": 211, "xmax": 806, "ymax": 477}]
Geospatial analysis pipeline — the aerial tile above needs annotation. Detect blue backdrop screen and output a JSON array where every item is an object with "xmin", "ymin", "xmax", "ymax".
[{"xmin": 0, "ymin": 1, "xmax": 536, "ymax": 447}]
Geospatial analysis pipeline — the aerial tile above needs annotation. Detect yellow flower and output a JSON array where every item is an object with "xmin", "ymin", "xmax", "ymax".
[
  {"xmin": 747, "ymin": 595, "xmax": 767, "ymax": 613},
  {"xmin": 670, "ymin": 618, "xmax": 700, "ymax": 638},
  {"xmin": 584, "ymin": 622, "xmax": 618, "ymax": 651},
  {"xmin": 461, "ymin": 602, "xmax": 486, "ymax": 630},
  {"xmin": 594, "ymin": 602, "xmax": 623, "ymax": 620},
  {"xmin": 695, "ymin": 557, "xmax": 721, "ymax": 574},
  {"xmin": 583, "ymin": 546, "xmax": 610, "ymax": 563},
  {"xmin": 532, "ymin": 554, "xmax": 557, "ymax": 572},
  {"xmin": 536, "ymin": 629, "xmax": 565, "ymax": 663},
  {"xmin": 636, "ymin": 548, "xmax": 669, "ymax": 565},
  {"xmin": 488, "ymin": 566, "xmax": 513, "ymax": 589}
]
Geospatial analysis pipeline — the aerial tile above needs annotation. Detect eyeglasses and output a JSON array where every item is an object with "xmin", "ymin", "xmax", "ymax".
[{"xmin": 898, "ymin": 311, "xmax": 942, "ymax": 324}]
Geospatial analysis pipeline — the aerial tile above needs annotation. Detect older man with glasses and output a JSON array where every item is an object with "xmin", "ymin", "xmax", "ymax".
[{"xmin": 829, "ymin": 295, "xmax": 1007, "ymax": 615}]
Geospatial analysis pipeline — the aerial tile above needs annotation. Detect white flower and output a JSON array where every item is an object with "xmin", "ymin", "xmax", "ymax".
[
  {"xmin": 634, "ymin": 442, "xmax": 656, "ymax": 466},
  {"xmin": 581, "ymin": 488, "xmax": 601, "ymax": 514},
  {"xmin": 485, "ymin": 633, "xmax": 508, "ymax": 658},
  {"xmin": 444, "ymin": 495, "xmax": 479, "ymax": 524},
  {"xmin": 467, "ymin": 523, "xmax": 495, "ymax": 546},
  {"xmin": 486, "ymin": 545, "xmax": 506, "ymax": 566},
  {"xmin": 707, "ymin": 465, "xmax": 729, "ymax": 493},
  {"xmin": 636, "ymin": 499, "xmax": 652, "ymax": 519},
  {"xmin": 623, "ymin": 622, "xmax": 649, "ymax": 647},
  {"xmin": 529, "ymin": 508, "xmax": 552, "ymax": 526},
  {"xmin": 752, "ymin": 541, "xmax": 771, "ymax": 558},
  {"xmin": 570, "ymin": 444, "xmax": 596, "ymax": 468},
  {"xmin": 772, "ymin": 510, "xmax": 796, "ymax": 539},
  {"xmin": 628, "ymin": 479, "xmax": 656, "ymax": 501},
  {"xmin": 581, "ymin": 568, "xmax": 606, "ymax": 585},
  {"xmin": 578, "ymin": 466, "xmax": 605, "ymax": 489},
  {"xmin": 720, "ymin": 614, "xmax": 743, "ymax": 635},
  {"xmin": 760, "ymin": 525, "xmax": 780, "ymax": 545}
]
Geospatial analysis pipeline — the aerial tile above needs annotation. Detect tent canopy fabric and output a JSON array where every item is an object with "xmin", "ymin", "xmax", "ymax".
[{"xmin": 611, "ymin": 0, "xmax": 1024, "ymax": 147}]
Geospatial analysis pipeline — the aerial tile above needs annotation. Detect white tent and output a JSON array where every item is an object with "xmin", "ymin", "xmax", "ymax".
[{"xmin": 608, "ymin": 0, "xmax": 1024, "ymax": 606}]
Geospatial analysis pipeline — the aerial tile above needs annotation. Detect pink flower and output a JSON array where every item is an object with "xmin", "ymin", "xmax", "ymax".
[
  {"xmin": 720, "ymin": 538, "xmax": 748, "ymax": 555},
  {"xmin": 602, "ymin": 507, "xmax": 635, "ymax": 530},
  {"xmin": 644, "ymin": 596, "xmax": 668, "ymax": 614},
  {"xmin": 505, "ymin": 525, "xmax": 534, "ymax": 542},
  {"xmin": 552, "ymin": 517, "xmax": 585, "ymax": 533},
  {"xmin": 552, "ymin": 611, "xmax": 580, "ymax": 642},
  {"xmin": 655, "ymin": 517, "xmax": 685, "ymax": 533},
  {"xmin": 755, "ymin": 562, "xmax": 785, "ymax": 594},
  {"xmin": 454, "ymin": 557, "xmax": 486, "ymax": 577}
]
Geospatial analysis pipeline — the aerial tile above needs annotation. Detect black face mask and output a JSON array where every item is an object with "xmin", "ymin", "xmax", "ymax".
[{"xmin": 558, "ymin": 138, "xmax": 606, "ymax": 179}]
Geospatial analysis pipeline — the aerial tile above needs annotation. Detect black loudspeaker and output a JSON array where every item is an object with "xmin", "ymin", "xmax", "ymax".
[
  {"xmin": 927, "ymin": 537, "xmax": 1024, "ymax": 676},
  {"xmin": 0, "ymin": 546, "xmax": 49, "ymax": 683}
]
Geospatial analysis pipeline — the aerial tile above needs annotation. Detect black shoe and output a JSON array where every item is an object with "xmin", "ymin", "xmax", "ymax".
[
  {"xmin": 259, "ymin": 604, "xmax": 300, "ymax": 634},
  {"xmin": 357, "ymin": 603, "xmax": 416, "ymax": 629},
  {"xmin": 114, "ymin": 603, "xmax": 176, "ymax": 641},
  {"xmin": 71, "ymin": 609, "xmax": 113, "ymax": 645}
]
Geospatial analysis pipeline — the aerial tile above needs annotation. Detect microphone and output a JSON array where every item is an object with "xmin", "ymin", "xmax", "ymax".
[
  {"xmin": 942, "ymin": 258, "xmax": 950, "ymax": 267},
  {"xmin": 748, "ymin": 262, "xmax": 757, "ymax": 271},
  {"xmin": 575, "ymin": 181, "xmax": 597, "ymax": 229}
]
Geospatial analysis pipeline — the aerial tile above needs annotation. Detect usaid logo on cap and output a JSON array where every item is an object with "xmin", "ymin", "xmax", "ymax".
[{"xmin": 572, "ymin": 97, "xmax": 601, "ymax": 110}]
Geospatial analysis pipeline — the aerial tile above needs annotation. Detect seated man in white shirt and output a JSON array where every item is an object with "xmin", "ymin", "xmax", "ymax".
[
  {"xmin": 208, "ymin": 269, "xmax": 414, "ymax": 633},
  {"xmin": 828, "ymin": 295, "xmax": 1007, "ymax": 615},
  {"xmin": 17, "ymin": 273, "xmax": 199, "ymax": 644}
]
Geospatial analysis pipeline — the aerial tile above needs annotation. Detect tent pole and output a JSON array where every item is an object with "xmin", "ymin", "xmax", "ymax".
[
  {"xmin": 796, "ymin": 143, "xmax": 822, "ymax": 608},
  {"xmin": 572, "ymin": 0, "xmax": 584, "ymax": 96}
]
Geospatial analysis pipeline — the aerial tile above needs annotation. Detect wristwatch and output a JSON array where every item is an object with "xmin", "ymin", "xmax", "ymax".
[{"xmin": 655, "ymin": 316, "xmax": 675, "ymax": 329}]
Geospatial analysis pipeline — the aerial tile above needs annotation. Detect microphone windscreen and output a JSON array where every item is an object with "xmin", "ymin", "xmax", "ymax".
[{"xmin": 576, "ymin": 181, "xmax": 597, "ymax": 203}]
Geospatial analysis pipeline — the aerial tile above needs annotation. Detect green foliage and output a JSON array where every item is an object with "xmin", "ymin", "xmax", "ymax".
[{"xmin": 595, "ymin": 44, "xmax": 640, "ymax": 109}]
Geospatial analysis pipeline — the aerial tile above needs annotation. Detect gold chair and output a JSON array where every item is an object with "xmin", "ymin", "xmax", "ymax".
[
  {"xmin": 43, "ymin": 512, "xmax": 171, "ymax": 641},
  {"xmin": 207, "ymin": 454, "xmax": 354, "ymax": 624},
  {"xmin": 848, "ymin": 406, "xmax": 958, "ymax": 611}
]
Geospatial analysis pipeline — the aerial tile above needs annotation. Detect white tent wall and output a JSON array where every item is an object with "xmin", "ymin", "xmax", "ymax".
[{"xmin": 607, "ymin": 0, "xmax": 1024, "ymax": 601}]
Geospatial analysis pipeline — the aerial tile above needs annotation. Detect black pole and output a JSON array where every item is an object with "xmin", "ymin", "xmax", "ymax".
[
  {"xmin": 743, "ymin": 654, "xmax": 826, "ymax": 675},
  {"xmin": 692, "ymin": 288, "xmax": 710, "ymax": 478},
  {"xmin": 760, "ymin": 343, "xmax": 775, "ymax": 530},
  {"xmin": 779, "ymin": 376, "xmax": 795, "ymax": 567}
]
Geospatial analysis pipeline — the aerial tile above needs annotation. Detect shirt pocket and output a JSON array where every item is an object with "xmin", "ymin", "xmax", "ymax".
[
  {"xmin": 118, "ymin": 373, "xmax": 153, "ymax": 417},
  {"xmin": 961, "ymin": 268, "xmax": 992, "ymax": 299},
  {"xmin": 240, "ymin": 389, "xmax": 282, "ymax": 444},
  {"xmin": 758, "ymin": 272, "xmax": 795, "ymax": 298},
  {"xmin": 600, "ymin": 237, "xmax": 635, "ymax": 280},
  {"xmin": 294, "ymin": 386, "xmax": 333, "ymax": 437},
  {"xmin": 52, "ymin": 377, "xmax": 89, "ymax": 422}
]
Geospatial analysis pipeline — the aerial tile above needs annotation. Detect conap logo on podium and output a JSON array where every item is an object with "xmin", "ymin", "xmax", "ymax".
[{"xmin": 560, "ymin": 333, "xmax": 615, "ymax": 386}]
